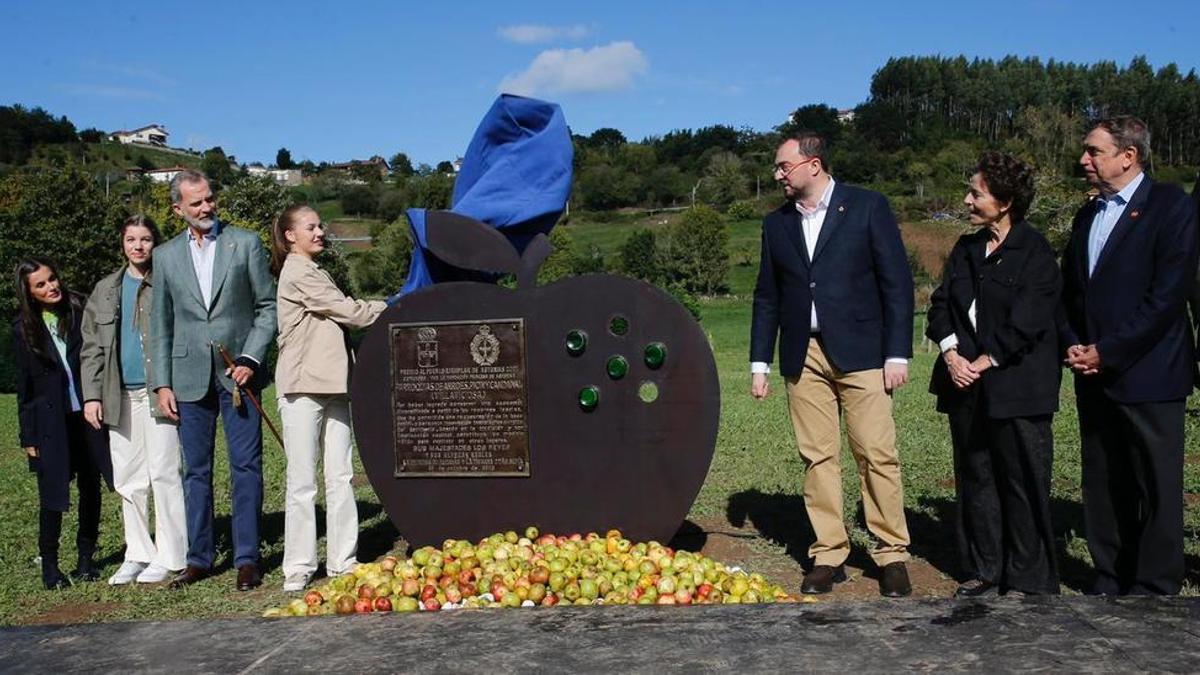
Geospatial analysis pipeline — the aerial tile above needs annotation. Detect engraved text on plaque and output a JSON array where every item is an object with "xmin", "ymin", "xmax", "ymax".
[{"xmin": 389, "ymin": 319, "xmax": 530, "ymax": 477}]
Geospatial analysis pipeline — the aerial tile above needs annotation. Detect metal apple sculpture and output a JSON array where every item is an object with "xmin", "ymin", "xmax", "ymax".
[{"xmin": 351, "ymin": 211, "xmax": 720, "ymax": 547}]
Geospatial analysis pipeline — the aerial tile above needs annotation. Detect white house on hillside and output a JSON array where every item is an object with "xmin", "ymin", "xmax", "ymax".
[
  {"xmin": 246, "ymin": 165, "xmax": 303, "ymax": 186},
  {"xmin": 111, "ymin": 125, "xmax": 169, "ymax": 146},
  {"xmin": 125, "ymin": 166, "xmax": 188, "ymax": 183}
]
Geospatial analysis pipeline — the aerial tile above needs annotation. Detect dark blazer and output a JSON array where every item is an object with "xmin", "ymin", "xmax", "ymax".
[
  {"xmin": 1060, "ymin": 175, "xmax": 1199, "ymax": 403},
  {"xmin": 751, "ymin": 182, "xmax": 914, "ymax": 377},
  {"xmin": 1190, "ymin": 175, "xmax": 1200, "ymax": 343},
  {"xmin": 926, "ymin": 221, "xmax": 1062, "ymax": 418},
  {"xmin": 13, "ymin": 300, "xmax": 113, "ymax": 511}
]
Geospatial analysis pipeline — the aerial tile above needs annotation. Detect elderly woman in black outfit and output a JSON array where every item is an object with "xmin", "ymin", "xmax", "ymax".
[
  {"xmin": 926, "ymin": 152, "xmax": 1062, "ymax": 597},
  {"xmin": 13, "ymin": 258, "xmax": 112, "ymax": 589}
]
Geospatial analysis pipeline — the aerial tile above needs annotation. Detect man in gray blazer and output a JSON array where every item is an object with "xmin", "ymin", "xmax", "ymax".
[{"xmin": 151, "ymin": 170, "xmax": 276, "ymax": 590}]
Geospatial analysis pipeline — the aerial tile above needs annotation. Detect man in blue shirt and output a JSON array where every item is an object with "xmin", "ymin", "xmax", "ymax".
[{"xmin": 1060, "ymin": 116, "xmax": 1199, "ymax": 595}]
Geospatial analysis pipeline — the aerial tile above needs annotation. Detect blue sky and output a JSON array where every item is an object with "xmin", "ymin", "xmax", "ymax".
[{"xmin": 3, "ymin": 1, "xmax": 1197, "ymax": 167}]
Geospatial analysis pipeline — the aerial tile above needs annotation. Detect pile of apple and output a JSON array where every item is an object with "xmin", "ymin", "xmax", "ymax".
[{"xmin": 263, "ymin": 527, "xmax": 803, "ymax": 617}]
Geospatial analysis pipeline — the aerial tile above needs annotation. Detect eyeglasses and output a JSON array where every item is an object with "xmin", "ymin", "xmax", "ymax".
[{"xmin": 773, "ymin": 156, "xmax": 818, "ymax": 176}]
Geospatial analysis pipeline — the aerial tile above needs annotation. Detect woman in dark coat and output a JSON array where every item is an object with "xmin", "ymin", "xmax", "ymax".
[
  {"xmin": 13, "ymin": 257, "xmax": 112, "ymax": 589},
  {"xmin": 926, "ymin": 153, "xmax": 1062, "ymax": 597}
]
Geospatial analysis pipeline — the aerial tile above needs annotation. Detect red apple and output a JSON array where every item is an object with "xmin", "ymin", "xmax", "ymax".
[
  {"xmin": 354, "ymin": 598, "xmax": 374, "ymax": 613},
  {"xmin": 304, "ymin": 590, "xmax": 324, "ymax": 606},
  {"xmin": 374, "ymin": 597, "xmax": 393, "ymax": 612}
]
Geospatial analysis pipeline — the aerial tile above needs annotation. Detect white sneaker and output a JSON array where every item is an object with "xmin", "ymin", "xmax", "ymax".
[
  {"xmin": 135, "ymin": 563, "xmax": 173, "ymax": 583},
  {"xmin": 109, "ymin": 561, "xmax": 148, "ymax": 585},
  {"xmin": 283, "ymin": 572, "xmax": 313, "ymax": 592}
]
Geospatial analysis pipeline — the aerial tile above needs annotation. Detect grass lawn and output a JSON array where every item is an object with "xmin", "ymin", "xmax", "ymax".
[{"xmin": 2, "ymin": 220, "xmax": 1198, "ymax": 625}]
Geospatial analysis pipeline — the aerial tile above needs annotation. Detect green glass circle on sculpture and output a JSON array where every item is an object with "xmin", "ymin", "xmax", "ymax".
[
  {"xmin": 638, "ymin": 381, "xmax": 659, "ymax": 403},
  {"xmin": 578, "ymin": 386, "xmax": 600, "ymax": 411},
  {"xmin": 644, "ymin": 342, "xmax": 667, "ymax": 369},
  {"xmin": 565, "ymin": 330, "xmax": 588, "ymax": 356},
  {"xmin": 606, "ymin": 355, "xmax": 629, "ymax": 380},
  {"xmin": 609, "ymin": 315, "xmax": 629, "ymax": 336}
]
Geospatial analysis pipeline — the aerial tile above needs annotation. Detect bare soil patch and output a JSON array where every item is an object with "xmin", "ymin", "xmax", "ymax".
[{"xmin": 27, "ymin": 601, "xmax": 121, "ymax": 625}]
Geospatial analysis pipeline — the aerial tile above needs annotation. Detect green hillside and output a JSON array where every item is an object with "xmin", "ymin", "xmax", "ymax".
[{"xmin": 25, "ymin": 139, "xmax": 202, "ymax": 176}]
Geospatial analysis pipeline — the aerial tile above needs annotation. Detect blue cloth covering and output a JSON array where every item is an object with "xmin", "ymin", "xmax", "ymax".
[{"xmin": 391, "ymin": 94, "xmax": 573, "ymax": 302}]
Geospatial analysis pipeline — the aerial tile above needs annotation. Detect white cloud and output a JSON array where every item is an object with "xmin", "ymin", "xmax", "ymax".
[
  {"xmin": 497, "ymin": 23, "xmax": 590, "ymax": 44},
  {"xmin": 498, "ymin": 41, "xmax": 647, "ymax": 96}
]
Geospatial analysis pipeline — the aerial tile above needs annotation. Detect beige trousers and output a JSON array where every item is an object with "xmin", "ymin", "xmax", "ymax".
[
  {"xmin": 278, "ymin": 393, "xmax": 359, "ymax": 578},
  {"xmin": 784, "ymin": 338, "xmax": 910, "ymax": 567},
  {"xmin": 110, "ymin": 388, "xmax": 187, "ymax": 570}
]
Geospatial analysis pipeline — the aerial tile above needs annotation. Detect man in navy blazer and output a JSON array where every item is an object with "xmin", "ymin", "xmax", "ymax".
[
  {"xmin": 1061, "ymin": 116, "xmax": 1199, "ymax": 595},
  {"xmin": 750, "ymin": 133, "xmax": 914, "ymax": 597}
]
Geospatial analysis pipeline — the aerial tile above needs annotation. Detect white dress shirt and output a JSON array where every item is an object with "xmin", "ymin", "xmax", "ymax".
[
  {"xmin": 751, "ymin": 177, "xmax": 906, "ymax": 374},
  {"xmin": 187, "ymin": 225, "xmax": 219, "ymax": 309}
]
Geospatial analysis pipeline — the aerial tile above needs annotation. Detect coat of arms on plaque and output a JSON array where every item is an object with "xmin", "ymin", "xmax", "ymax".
[
  {"xmin": 469, "ymin": 325, "xmax": 500, "ymax": 366},
  {"xmin": 416, "ymin": 326, "xmax": 438, "ymax": 368}
]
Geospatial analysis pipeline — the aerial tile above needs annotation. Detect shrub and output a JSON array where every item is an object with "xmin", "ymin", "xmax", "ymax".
[
  {"xmin": 618, "ymin": 228, "xmax": 661, "ymax": 282},
  {"xmin": 725, "ymin": 199, "xmax": 759, "ymax": 221},
  {"xmin": 536, "ymin": 228, "xmax": 576, "ymax": 285},
  {"xmin": 377, "ymin": 188, "xmax": 409, "ymax": 224},
  {"xmin": 664, "ymin": 283, "xmax": 701, "ymax": 321},
  {"xmin": 660, "ymin": 205, "xmax": 729, "ymax": 295},
  {"xmin": 221, "ymin": 175, "xmax": 293, "ymax": 234},
  {"xmin": 571, "ymin": 244, "xmax": 606, "ymax": 275},
  {"xmin": 341, "ymin": 184, "xmax": 377, "ymax": 217},
  {"xmin": 350, "ymin": 220, "xmax": 412, "ymax": 297}
]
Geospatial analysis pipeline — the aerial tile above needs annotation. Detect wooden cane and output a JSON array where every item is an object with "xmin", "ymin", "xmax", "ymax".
[{"xmin": 213, "ymin": 342, "xmax": 284, "ymax": 448}]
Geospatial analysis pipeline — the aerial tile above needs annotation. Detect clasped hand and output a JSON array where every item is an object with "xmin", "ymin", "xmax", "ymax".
[
  {"xmin": 944, "ymin": 350, "xmax": 992, "ymax": 389},
  {"xmin": 1065, "ymin": 344, "xmax": 1101, "ymax": 375}
]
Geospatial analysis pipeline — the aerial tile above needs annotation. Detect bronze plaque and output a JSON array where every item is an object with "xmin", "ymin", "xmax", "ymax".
[{"xmin": 389, "ymin": 319, "xmax": 530, "ymax": 477}]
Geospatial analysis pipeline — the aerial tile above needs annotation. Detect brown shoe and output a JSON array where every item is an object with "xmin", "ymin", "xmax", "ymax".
[
  {"xmin": 168, "ymin": 565, "xmax": 210, "ymax": 589},
  {"xmin": 801, "ymin": 565, "xmax": 847, "ymax": 594},
  {"xmin": 237, "ymin": 564, "xmax": 262, "ymax": 591},
  {"xmin": 879, "ymin": 562, "xmax": 912, "ymax": 597}
]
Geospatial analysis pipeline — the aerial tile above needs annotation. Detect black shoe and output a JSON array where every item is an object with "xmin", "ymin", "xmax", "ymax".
[
  {"xmin": 236, "ymin": 564, "xmax": 262, "ymax": 591},
  {"xmin": 954, "ymin": 579, "xmax": 997, "ymax": 598},
  {"xmin": 42, "ymin": 559, "xmax": 71, "ymax": 590},
  {"xmin": 879, "ymin": 562, "xmax": 912, "ymax": 597},
  {"xmin": 801, "ymin": 565, "xmax": 847, "ymax": 594},
  {"xmin": 168, "ymin": 565, "xmax": 211, "ymax": 589},
  {"xmin": 71, "ymin": 555, "xmax": 100, "ymax": 582}
]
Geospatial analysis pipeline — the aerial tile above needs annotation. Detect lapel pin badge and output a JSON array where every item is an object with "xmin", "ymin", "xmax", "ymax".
[
  {"xmin": 1130, "ymin": 210, "xmax": 1140, "ymax": 220},
  {"xmin": 837, "ymin": 206, "xmax": 845, "ymax": 212}
]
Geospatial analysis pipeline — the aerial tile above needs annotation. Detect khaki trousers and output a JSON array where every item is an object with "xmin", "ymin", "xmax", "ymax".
[
  {"xmin": 278, "ymin": 393, "xmax": 359, "ymax": 578},
  {"xmin": 784, "ymin": 338, "xmax": 910, "ymax": 567},
  {"xmin": 110, "ymin": 388, "xmax": 187, "ymax": 570}
]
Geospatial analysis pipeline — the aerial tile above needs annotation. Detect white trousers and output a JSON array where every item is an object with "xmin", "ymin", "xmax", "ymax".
[
  {"xmin": 110, "ymin": 388, "xmax": 187, "ymax": 569},
  {"xmin": 278, "ymin": 393, "xmax": 359, "ymax": 577}
]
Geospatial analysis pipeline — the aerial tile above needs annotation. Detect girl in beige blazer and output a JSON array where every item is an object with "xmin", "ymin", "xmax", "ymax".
[{"xmin": 271, "ymin": 205, "xmax": 387, "ymax": 591}]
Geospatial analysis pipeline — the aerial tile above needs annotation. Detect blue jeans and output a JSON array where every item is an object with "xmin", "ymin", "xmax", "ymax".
[{"xmin": 179, "ymin": 382, "xmax": 263, "ymax": 569}]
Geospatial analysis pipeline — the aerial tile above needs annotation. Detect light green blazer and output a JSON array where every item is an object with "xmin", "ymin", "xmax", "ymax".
[{"xmin": 150, "ymin": 223, "xmax": 277, "ymax": 402}]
